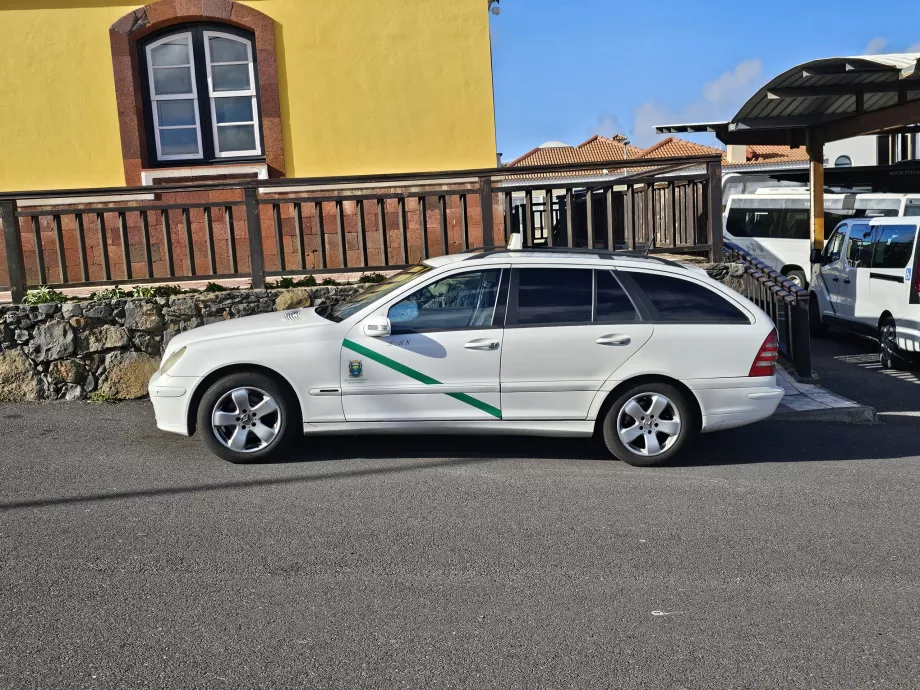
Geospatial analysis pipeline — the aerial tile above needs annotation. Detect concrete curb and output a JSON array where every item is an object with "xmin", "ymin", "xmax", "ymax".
[{"xmin": 772, "ymin": 403, "xmax": 878, "ymax": 424}]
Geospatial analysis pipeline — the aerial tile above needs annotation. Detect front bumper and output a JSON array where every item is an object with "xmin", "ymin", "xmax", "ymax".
[{"xmin": 148, "ymin": 370, "xmax": 200, "ymax": 436}]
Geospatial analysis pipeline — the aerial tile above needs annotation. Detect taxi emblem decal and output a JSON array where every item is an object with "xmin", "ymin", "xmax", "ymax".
[{"xmin": 348, "ymin": 360, "xmax": 364, "ymax": 378}]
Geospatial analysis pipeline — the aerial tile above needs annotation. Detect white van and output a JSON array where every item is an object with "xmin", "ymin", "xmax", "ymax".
[
  {"xmin": 723, "ymin": 192, "xmax": 920, "ymax": 288},
  {"xmin": 810, "ymin": 217, "xmax": 920, "ymax": 368}
]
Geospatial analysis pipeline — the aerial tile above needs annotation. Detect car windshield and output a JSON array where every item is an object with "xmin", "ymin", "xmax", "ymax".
[{"xmin": 320, "ymin": 264, "xmax": 433, "ymax": 322}]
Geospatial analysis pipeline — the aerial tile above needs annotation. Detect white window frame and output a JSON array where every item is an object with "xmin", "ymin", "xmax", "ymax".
[
  {"xmin": 203, "ymin": 31, "xmax": 262, "ymax": 158},
  {"xmin": 144, "ymin": 32, "xmax": 204, "ymax": 162}
]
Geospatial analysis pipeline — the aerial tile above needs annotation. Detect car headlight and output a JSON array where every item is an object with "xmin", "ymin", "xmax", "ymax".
[{"xmin": 160, "ymin": 346, "xmax": 186, "ymax": 375}]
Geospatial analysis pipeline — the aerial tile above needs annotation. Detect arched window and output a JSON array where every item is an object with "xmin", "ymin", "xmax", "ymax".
[
  {"xmin": 140, "ymin": 25, "xmax": 262, "ymax": 165},
  {"xmin": 834, "ymin": 155, "xmax": 852, "ymax": 168}
]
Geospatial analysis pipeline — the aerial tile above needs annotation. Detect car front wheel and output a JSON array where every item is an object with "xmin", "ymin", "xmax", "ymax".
[
  {"xmin": 197, "ymin": 372, "xmax": 299, "ymax": 463},
  {"xmin": 601, "ymin": 383, "xmax": 696, "ymax": 467}
]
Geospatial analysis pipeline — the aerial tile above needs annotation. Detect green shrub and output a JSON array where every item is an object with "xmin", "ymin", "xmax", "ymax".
[
  {"xmin": 358, "ymin": 272, "xmax": 387, "ymax": 284},
  {"xmin": 203, "ymin": 281, "xmax": 229, "ymax": 293},
  {"xmin": 23, "ymin": 286, "xmax": 68, "ymax": 305},
  {"xmin": 91, "ymin": 285, "xmax": 128, "ymax": 300},
  {"xmin": 87, "ymin": 391, "xmax": 112, "ymax": 403},
  {"xmin": 295, "ymin": 275, "xmax": 318, "ymax": 287},
  {"xmin": 320, "ymin": 277, "xmax": 340, "ymax": 286},
  {"xmin": 132, "ymin": 284, "xmax": 183, "ymax": 298}
]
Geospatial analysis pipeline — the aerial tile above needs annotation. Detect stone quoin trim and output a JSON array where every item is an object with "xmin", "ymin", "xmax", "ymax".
[{"xmin": 110, "ymin": 0, "xmax": 285, "ymax": 185}]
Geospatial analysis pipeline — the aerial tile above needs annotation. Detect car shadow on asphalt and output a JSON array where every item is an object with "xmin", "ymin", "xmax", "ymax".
[{"xmin": 1, "ymin": 418, "xmax": 914, "ymax": 513}]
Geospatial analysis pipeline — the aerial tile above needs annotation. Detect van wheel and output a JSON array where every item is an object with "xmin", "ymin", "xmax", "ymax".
[
  {"xmin": 602, "ymin": 383, "xmax": 696, "ymax": 467},
  {"xmin": 879, "ymin": 318, "xmax": 907, "ymax": 371},
  {"xmin": 809, "ymin": 297, "xmax": 827, "ymax": 337},
  {"xmin": 197, "ymin": 372, "xmax": 299, "ymax": 463},
  {"xmin": 785, "ymin": 269, "xmax": 808, "ymax": 289}
]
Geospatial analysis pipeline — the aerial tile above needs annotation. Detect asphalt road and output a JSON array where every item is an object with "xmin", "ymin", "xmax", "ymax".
[
  {"xmin": 810, "ymin": 325, "xmax": 920, "ymax": 419},
  {"xmin": 2, "ymin": 379, "xmax": 920, "ymax": 689}
]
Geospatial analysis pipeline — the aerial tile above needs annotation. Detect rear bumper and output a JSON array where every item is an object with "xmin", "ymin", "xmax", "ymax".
[
  {"xmin": 689, "ymin": 379, "xmax": 784, "ymax": 433},
  {"xmin": 148, "ymin": 370, "xmax": 199, "ymax": 436}
]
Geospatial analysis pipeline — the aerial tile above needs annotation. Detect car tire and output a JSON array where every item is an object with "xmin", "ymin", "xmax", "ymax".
[
  {"xmin": 197, "ymin": 372, "xmax": 300, "ymax": 464},
  {"xmin": 785, "ymin": 269, "xmax": 808, "ymax": 290},
  {"xmin": 879, "ymin": 317, "xmax": 908, "ymax": 371},
  {"xmin": 601, "ymin": 382, "xmax": 696, "ymax": 467},
  {"xmin": 809, "ymin": 296, "xmax": 828, "ymax": 337}
]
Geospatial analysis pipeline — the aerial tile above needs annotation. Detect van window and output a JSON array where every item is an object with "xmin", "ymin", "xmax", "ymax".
[
  {"xmin": 846, "ymin": 224, "xmax": 872, "ymax": 267},
  {"xmin": 824, "ymin": 229, "xmax": 847, "ymax": 263},
  {"xmin": 871, "ymin": 225, "xmax": 919, "ymax": 269},
  {"xmin": 905, "ymin": 204, "xmax": 920, "ymax": 217},
  {"xmin": 627, "ymin": 272, "xmax": 750, "ymax": 324}
]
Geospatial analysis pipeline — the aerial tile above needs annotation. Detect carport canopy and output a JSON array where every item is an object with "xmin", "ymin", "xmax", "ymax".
[{"xmin": 656, "ymin": 53, "xmax": 920, "ymax": 248}]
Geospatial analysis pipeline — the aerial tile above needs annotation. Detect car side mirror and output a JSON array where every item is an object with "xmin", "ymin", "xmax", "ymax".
[
  {"xmin": 363, "ymin": 315, "xmax": 391, "ymax": 338},
  {"xmin": 810, "ymin": 248, "xmax": 824, "ymax": 265}
]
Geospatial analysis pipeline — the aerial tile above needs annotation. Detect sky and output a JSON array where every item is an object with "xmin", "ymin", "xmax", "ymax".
[{"xmin": 489, "ymin": 0, "xmax": 920, "ymax": 161}]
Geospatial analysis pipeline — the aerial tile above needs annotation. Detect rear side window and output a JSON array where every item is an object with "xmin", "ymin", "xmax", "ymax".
[
  {"xmin": 595, "ymin": 270, "xmax": 637, "ymax": 322},
  {"xmin": 628, "ymin": 272, "xmax": 749, "ymax": 324},
  {"xmin": 871, "ymin": 225, "xmax": 918, "ymax": 269},
  {"xmin": 514, "ymin": 268, "xmax": 592, "ymax": 326}
]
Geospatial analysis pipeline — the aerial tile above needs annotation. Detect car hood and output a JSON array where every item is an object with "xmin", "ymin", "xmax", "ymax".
[{"xmin": 166, "ymin": 308, "xmax": 332, "ymax": 351}]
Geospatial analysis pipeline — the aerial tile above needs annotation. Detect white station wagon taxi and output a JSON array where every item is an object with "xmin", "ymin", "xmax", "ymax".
[{"xmin": 149, "ymin": 239, "xmax": 784, "ymax": 467}]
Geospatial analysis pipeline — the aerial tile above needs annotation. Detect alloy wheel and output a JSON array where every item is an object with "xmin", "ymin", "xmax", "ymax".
[
  {"xmin": 211, "ymin": 387, "xmax": 282, "ymax": 453},
  {"xmin": 616, "ymin": 393, "xmax": 682, "ymax": 457}
]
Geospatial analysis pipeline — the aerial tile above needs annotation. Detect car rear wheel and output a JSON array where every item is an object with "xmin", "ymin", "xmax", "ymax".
[
  {"xmin": 879, "ymin": 318, "xmax": 908, "ymax": 371},
  {"xmin": 785, "ymin": 269, "xmax": 808, "ymax": 290},
  {"xmin": 197, "ymin": 372, "xmax": 299, "ymax": 463},
  {"xmin": 601, "ymin": 383, "xmax": 696, "ymax": 467}
]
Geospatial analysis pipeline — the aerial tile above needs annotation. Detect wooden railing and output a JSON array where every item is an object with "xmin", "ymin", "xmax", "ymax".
[{"xmin": 0, "ymin": 155, "xmax": 722, "ymax": 303}]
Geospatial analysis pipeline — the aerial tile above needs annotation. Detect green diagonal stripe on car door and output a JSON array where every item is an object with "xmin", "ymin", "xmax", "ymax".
[{"xmin": 342, "ymin": 338, "xmax": 502, "ymax": 419}]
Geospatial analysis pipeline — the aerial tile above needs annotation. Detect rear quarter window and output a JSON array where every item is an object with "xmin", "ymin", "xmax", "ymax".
[{"xmin": 626, "ymin": 271, "xmax": 750, "ymax": 324}]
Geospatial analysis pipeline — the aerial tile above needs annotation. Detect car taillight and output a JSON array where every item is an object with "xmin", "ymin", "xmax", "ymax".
[{"xmin": 749, "ymin": 330, "xmax": 778, "ymax": 377}]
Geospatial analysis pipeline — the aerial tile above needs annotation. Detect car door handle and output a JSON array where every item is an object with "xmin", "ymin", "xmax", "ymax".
[
  {"xmin": 832, "ymin": 277, "xmax": 839, "ymax": 282},
  {"xmin": 843, "ymin": 278, "xmax": 851, "ymax": 284},
  {"xmin": 596, "ymin": 334, "xmax": 631, "ymax": 346},
  {"xmin": 464, "ymin": 338, "xmax": 500, "ymax": 351}
]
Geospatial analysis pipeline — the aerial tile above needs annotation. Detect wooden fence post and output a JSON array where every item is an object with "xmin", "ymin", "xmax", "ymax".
[
  {"xmin": 706, "ymin": 159, "xmax": 724, "ymax": 261},
  {"xmin": 0, "ymin": 200, "xmax": 26, "ymax": 304},
  {"xmin": 243, "ymin": 187, "xmax": 266, "ymax": 289},
  {"xmin": 478, "ymin": 176, "xmax": 494, "ymax": 247}
]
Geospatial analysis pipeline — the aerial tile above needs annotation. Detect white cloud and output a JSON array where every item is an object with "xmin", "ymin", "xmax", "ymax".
[
  {"xmin": 594, "ymin": 112, "xmax": 626, "ymax": 138},
  {"xmin": 863, "ymin": 37, "xmax": 887, "ymax": 54},
  {"xmin": 629, "ymin": 59, "xmax": 763, "ymax": 147}
]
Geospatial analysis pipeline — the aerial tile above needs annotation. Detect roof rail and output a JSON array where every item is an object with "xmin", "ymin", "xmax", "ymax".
[{"xmin": 460, "ymin": 245, "xmax": 687, "ymax": 268}]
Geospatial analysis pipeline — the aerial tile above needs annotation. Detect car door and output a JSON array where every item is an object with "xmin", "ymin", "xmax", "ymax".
[
  {"xmin": 340, "ymin": 265, "xmax": 508, "ymax": 422},
  {"xmin": 499, "ymin": 266, "xmax": 653, "ymax": 420},
  {"xmin": 836, "ymin": 222, "xmax": 872, "ymax": 321},
  {"xmin": 858, "ymin": 221, "xmax": 918, "ymax": 324},
  {"xmin": 814, "ymin": 225, "xmax": 847, "ymax": 321}
]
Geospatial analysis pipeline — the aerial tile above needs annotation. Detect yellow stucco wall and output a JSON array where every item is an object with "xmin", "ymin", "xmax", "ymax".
[{"xmin": 0, "ymin": 0, "xmax": 497, "ymax": 192}]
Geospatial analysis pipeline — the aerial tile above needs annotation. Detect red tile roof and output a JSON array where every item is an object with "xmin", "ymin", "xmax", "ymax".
[{"xmin": 507, "ymin": 135, "xmax": 807, "ymax": 172}]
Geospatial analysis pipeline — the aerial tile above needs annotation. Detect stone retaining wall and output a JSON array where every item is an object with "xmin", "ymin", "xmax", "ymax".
[{"xmin": 0, "ymin": 285, "xmax": 358, "ymax": 402}]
